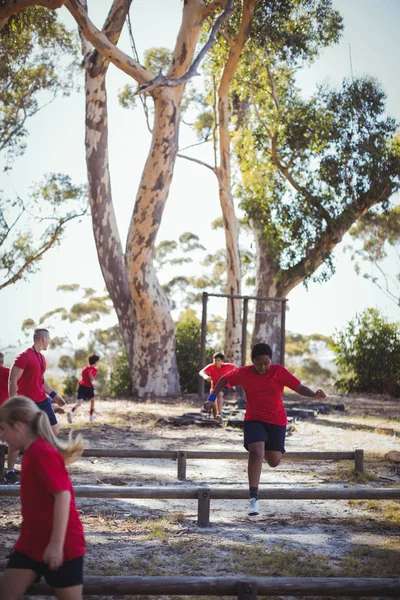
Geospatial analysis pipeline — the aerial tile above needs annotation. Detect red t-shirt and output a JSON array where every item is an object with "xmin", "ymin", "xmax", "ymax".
[
  {"xmin": 0, "ymin": 365, "xmax": 10, "ymax": 405},
  {"xmin": 203, "ymin": 362, "xmax": 236, "ymax": 391},
  {"xmin": 13, "ymin": 348, "xmax": 47, "ymax": 403},
  {"xmin": 15, "ymin": 438, "xmax": 85, "ymax": 562},
  {"xmin": 79, "ymin": 365, "xmax": 98, "ymax": 388},
  {"xmin": 224, "ymin": 364, "xmax": 301, "ymax": 426}
]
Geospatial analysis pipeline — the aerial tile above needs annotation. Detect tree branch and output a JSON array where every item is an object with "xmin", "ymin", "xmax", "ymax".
[
  {"xmin": 65, "ymin": 0, "xmax": 153, "ymax": 85},
  {"xmin": 177, "ymin": 152, "xmax": 215, "ymax": 172},
  {"xmin": 0, "ymin": 210, "xmax": 86, "ymax": 291},
  {"xmin": 134, "ymin": 0, "xmax": 235, "ymax": 96},
  {"xmin": 280, "ymin": 184, "xmax": 395, "ymax": 294}
]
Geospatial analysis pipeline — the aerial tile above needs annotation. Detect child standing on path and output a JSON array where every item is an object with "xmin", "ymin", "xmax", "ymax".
[
  {"xmin": 199, "ymin": 352, "xmax": 236, "ymax": 423},
  {"xmin": 68, "ymin": 354, "xmax": 99, "ymax": 424},
  {"xmin": 0, "ymin": 396, "xmax": 85, "ymax": 600},
  {"xmin": 204, "ymin": 343, "xmax": 326, "ymax": 517}
]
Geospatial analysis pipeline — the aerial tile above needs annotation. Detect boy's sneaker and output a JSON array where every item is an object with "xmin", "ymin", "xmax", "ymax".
[
  {"xmin": 67, "ymin": 411, "xmax": 74, "ymax": 424},
  {"xmin": 215, "ymin": 413, "xmax": 224, "ymax": 424},
  {"xmin": 4, "ymin": 470, "xmax": 19, "ymax": 485},
  {"xmin": 90, "ymin": 414, "xmax": 96, "ymax": 422},
  {"xmin": 248, "ymin": 497, "xmax": 259, "ymax": 516}
]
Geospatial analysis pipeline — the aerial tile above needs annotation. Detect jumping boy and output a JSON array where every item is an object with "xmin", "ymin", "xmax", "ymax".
[
  {"xmin": 68, "ymin": 354, "xmax": 99, "ymax": 424},
  {"xmin": 204, "ymin": 342, "xmax": 326, "ymax": 516},
  {"xmin": 199, "ymin": 352, "xmax": 236, "ymax": 423}
]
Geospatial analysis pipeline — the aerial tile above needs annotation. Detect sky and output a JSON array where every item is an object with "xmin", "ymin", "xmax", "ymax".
[{"xmin": 0, "ymin": 0, "xmax": 399, "ymax": 360}]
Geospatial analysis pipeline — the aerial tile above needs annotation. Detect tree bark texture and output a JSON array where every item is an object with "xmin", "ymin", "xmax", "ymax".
[
  {"xmin": 216, "ymin": 0, "xmax": 259, "ymax": 364},
  {"xmin": 124, "ymin": 2, "xmax": 206, "ymax": 396}
]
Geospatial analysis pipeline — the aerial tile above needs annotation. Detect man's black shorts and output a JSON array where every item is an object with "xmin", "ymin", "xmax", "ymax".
[
  {"xmin": 77, "ymin": 385, "xmax": 95, "ymax": 401},
  {"xmin": 36, "ymin": 398, "xmax": 57, "ymax": 426},
  {"xmin": 6, "ymin": 550, "xmax": 84, "ymax": 588},
  {"xmin": 243, "ymin": 420, "xmax": 286, "ymax": 453}
]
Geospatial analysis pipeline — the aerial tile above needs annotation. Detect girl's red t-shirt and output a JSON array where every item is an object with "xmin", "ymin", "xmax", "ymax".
[
  {"xmin": 0, "ymin": 365, "xmax": 10, "ymax": 405},
  {"xmin": 15, "ymin": 438, "xmax": 85, "ymax": 562},
  {"xmin": 224, "ymin": 364, "xmax": 301, "ymax": 425},
  {"xmin": 79, "ymin": 365, "xmax": 98, "ymax": 388}
]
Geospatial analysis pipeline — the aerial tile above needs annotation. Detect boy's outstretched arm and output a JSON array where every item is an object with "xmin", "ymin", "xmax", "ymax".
[
  {"xmin": 295, "ymin": 384, "xmax": 326, "ymax": 399},
  {"xmin": 203, "ymin": 376, "xmax": 227, "ymax": 411}
]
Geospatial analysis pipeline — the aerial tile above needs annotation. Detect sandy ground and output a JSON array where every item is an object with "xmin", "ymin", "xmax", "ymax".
[{"xmin": 0, "ymin": 392, "xmax": 399, "ymax": 600}]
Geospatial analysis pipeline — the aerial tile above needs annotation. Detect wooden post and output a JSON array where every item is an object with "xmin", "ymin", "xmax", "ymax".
[
  {"xmin": 238, "ymin": 580, "xmax": 258, "ymax": 600},
  {"xmin": 355, "ymin": 449, "xmax": 364, "ymax": 475},
  {"xmin": 177, "ymin": 451, "xmax": 187, "ymax": 481},
  {"xmin": 198, "ymin": 292, "xmax": 208, "ymax": 399},
  {"xmin": 241, "ymin": 297, "xmax": 249, "ymax": 366},
  {"xmin": 197, "ymin": 488, "xmax": 210, "ymax": 527},
  {"xmin": 280, "ymin": 300, "xmax": 287, "ymax": 366},
  {"xmin": 0, "ymin": 444, "xmax": 6, "ymax": 477}
]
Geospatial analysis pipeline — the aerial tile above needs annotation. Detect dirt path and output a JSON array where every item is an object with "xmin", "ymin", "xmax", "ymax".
[{"xmin": 1, "ymin": 394, "xmax": 399, "ymax": 599}]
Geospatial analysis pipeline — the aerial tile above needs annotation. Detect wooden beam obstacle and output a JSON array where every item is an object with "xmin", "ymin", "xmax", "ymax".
[
  {"xmin": 0, "ymin": 445, "xmax": 364, "ymax": 479},
  {"xmin": 1, "ymin": 484, "xmax": 398, "ymax": 527},
  {"xmin": 26, "ymin": 575, "xmax": 400, "ymax": 597}
]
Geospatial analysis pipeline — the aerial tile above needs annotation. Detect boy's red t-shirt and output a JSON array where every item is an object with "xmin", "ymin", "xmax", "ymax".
[
  {"xmin": 0, "ymin": 365, "xmax": 10, "ymax": 405},
  {"xmin": 79, "ymin": 365, "xmax": 98, "ymax": 388},
  {"xmin": 224, "ymin": 364, "xmax": 301, "ymax": 426},
  {"xmin": 203, "ymin": 362, "xmax": 236, "ymax": 391},
  {"xmin": 15, "ymin": 438, "xmax": 85, "ymax": 562},
  {"xmin": 13, "ymin": 348, "xmax": 47, "ymax": 403}
]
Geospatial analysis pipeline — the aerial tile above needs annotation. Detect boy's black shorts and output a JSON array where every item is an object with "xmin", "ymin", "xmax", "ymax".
[
  {"xmin": 77, "ymin": 385, "xmax": 95, "ymax": 400},
  {"xmin": 6, "ymin": 550, "xmax": 84, "ymax": 588},
  {"xmin": 243, "ymin": 420, "xmax": 286, "ymax": 453}
]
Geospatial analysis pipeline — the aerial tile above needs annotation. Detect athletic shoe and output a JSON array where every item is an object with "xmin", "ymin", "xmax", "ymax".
[
  {"xmin": 4, "ymin": 470, "xmax": 19, "ymax": 485},
  {"xmin": 67, "ymin": 411, "xmax": 74, "ymax": 424},
  {"xmin": 215, "ymin": 413, "xmax": 224, "ymax": 424},
  {"xmin": 248, "ymin": 497, "xmax": 259, "ymax": 516},
  {"xmin": 90, "ymin": 414, "xmax": 96, "ymax": 422}
]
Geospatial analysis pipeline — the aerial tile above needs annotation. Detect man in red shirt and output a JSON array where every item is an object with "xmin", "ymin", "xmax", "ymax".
[
  {"xmin": 204, "ymin": 342, "xmax": 326, "ymax": 517},
  {"xmin": 199, "ymin": 352, "xmax": 236, "ymax": 423},
  {"xmin": 9, "ymin": 328, "xmax": 65, "ymax": 435}
]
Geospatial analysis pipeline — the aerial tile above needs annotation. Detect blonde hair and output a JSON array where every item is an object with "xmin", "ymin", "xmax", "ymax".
[{"xmin": 0, "ymin": 396, "xmax": 84, "ymax": 465}]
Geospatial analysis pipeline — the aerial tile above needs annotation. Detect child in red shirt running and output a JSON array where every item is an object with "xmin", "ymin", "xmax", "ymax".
[
  {"xmin": 0, "ymin": 395, "xmax": 85, "ymax": 600},
  {"xmin": 68, "ymin": 354, "xmax": 99, "ymax": 424},
  {"xmin": 0, "ymin": 352, "xmax": 9, "ymax": 406},
  {"xmin": 199, "ymin": 352, "xmax": 236, "ymax": 423},
  {"xmin": 204, "ymin": 343, "xmax": 326, "ymax": 517}
]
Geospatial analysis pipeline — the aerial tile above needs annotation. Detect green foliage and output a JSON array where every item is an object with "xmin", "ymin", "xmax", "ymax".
[
  {"xmin": 0, "ymin": 7, "xmax": 78, "ymax": 163},
  {"xmin": 331, "ymin": 308, "xmax": 400, "ymax": 397},
  {"xmin": 62, "ymin": 374, "xmax": 78, "ymax": 397},
  {"xmin": 109, "ymin": 350, "xmax": 132, "ymax": 397},
  {"xmin": 286, "ymin": 332, "xmax": 333, "ymax": 387},
  {"xmin": 175, "ymin": 308, "xmax": 214, "ymax": 393},
  {"xmin": 0, "ymin": 174, "xmax": 87, "ymax": 290},
  {"xmin": 346, "ymin": 206, "xmax": 400, "ymax": 305}
]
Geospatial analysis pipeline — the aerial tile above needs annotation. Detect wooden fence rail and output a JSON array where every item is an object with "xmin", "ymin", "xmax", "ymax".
[
  {"xmin": 26, "ymin": 575, "xmax": 400, "ymax": 597},
  {"xmin": 0, "ymin": 445, "xmax": 365, "ymax": 479},
  {"xmin": 1, "ymin": 485, "xmax": 398, "ymax": 527}
]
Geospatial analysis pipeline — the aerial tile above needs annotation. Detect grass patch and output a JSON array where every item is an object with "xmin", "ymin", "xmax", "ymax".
[{"xmin": 347, "ymin": 499, "xmax": 400, "ymax": 526}]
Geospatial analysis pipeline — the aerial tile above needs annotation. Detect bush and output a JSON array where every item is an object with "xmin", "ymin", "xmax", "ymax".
[
  {"xmin": 109, "ymin": 350, "xmax": 132, "ymax": 397},
  {"xmin": 175, "ymin": 308, "xmax": 214, "ymax": 393},
  {"xmin": 331, "ymin": 308, "xmax": 400, "ymax": 397},
  {"xmin": 62, "ymin": 374, "xmax": 78, "ymax": 397}
]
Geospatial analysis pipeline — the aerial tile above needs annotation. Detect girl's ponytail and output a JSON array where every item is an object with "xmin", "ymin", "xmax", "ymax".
[{"xmin": 0, "ymin": 395, "xmax": 84, "ymax": 465}]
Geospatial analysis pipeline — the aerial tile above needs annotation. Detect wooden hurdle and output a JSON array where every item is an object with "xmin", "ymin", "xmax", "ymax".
[
  {"xmin": 82, "ymin": 447, "xmax": 365, "ymax": 479},
  {"xmin": 26, "ymin": 575, "xmax": 400, "ymax": 597},
  {"xmin": 1, "ymin": 485, "xmax": 398, "ymax": 527},
  {"xmin": 0, "ymin": 445, "xmax": 365, "ymax": 480}
]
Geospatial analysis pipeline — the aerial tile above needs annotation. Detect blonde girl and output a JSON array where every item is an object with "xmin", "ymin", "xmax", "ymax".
[{"xmin": 0, "ymin": 396, "xmax": 85, "ymax": 600}]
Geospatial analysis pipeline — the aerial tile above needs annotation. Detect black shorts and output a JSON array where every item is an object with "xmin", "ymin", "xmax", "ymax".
[
  {"xmin": 243, "ymin": 420, "xmax": 286, "ymax": 453},
  {"xmin": 36, "ymin": 398, "xmax": 57, "ymax": 426},
  {"xmin": 77, "ymin": 385, "xmax": 95, "ymax": 401},
  {"xmin": 6, "ymin": 550, "xmax": 84, "ymax": 588}
]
